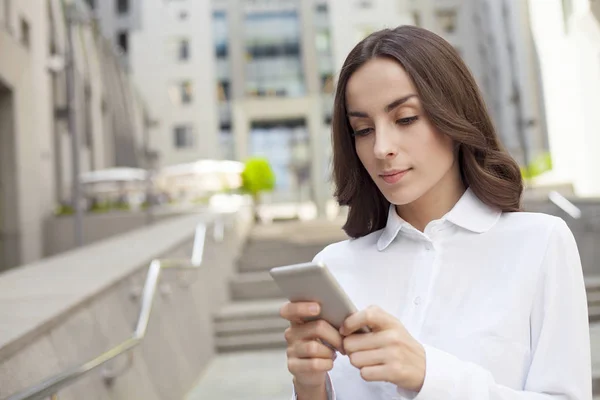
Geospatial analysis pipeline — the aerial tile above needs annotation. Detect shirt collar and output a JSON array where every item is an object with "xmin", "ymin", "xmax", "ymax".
[{"xmin": 376, "ymin": 187, "xmax": 502, "ymax": 251}]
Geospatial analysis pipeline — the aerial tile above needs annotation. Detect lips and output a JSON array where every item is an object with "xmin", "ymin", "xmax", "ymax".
[{"xmin": 379, "ymin": 169, "xmax": 411, "ymax": 184}]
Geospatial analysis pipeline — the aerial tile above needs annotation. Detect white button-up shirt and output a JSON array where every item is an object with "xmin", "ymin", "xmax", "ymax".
[{"xmin": 292, "ymin": 188, "xmax": 591, "ymax": 399}]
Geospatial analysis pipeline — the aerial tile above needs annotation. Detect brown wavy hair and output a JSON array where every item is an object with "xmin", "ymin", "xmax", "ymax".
[{"xmin": 332, "ymin": 26, "xmax": 523, "ymax": 238}]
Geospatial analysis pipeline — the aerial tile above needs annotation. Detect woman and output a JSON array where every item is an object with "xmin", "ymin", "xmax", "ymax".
[{"xmin": 279, "ymin": 26, "xmax": 591, "ymax": 399}]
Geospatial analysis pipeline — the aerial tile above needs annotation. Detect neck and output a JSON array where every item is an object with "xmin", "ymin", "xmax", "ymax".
[{"xmin": 395, "ymin": 169, "xmax": 465, "ymax": 232}]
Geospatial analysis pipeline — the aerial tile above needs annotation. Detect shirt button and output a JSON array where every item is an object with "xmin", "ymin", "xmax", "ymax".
[
  {"xmin": 414, "ymin": 296, "xmax": 422, "ymax": 306},
  {"xmin": 425, "ymin": 242, "xmax": 433, "ymax": 251}
]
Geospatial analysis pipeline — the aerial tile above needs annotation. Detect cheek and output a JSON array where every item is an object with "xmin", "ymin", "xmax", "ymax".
[{"xmin": 416, "ymin": 130, "xmax": 454, "ymax": 171}]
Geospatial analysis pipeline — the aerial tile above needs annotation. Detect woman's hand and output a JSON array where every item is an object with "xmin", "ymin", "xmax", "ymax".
[
  {"xmin": 340, "ymin": 305, "xmax": 426, "ymax": 392},
  {"xmin": 280, "ymin": 302, "xmax": 345, "ymax": 395}
]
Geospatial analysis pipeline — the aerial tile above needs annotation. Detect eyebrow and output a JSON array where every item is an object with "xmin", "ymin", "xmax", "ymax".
[{"xmin": 347, "ymin": 94, "xmax": 418, "ymax": 118}]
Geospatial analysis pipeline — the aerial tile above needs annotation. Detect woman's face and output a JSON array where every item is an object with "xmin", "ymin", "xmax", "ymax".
[{"xmin": 345, "ymin": 57, "xmax": 458, "ymax": 207}]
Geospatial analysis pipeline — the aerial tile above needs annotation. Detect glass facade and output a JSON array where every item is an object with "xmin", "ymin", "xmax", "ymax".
[
  {"xmin": 249, "ymin": 121, "xmax": 310, "ymax": 201},
  {"xmin": 244, "ymin": 11, "xmax": 305, "ymax": 97},
  {"xmin": 212, "ymin": 10, "xmax": 233, "ymax": 159}
]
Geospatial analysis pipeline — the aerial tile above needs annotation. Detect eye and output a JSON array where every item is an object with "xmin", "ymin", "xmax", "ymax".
[
  {"xmin": 396, "ymin": 116, "xmax": 419, "ymax": 126},
  {"xmin": 352, "ymin": 127, "xmax": 373, "ymax": 137}
]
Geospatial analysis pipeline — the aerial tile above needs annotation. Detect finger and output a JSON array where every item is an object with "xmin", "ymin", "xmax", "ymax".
[
  {"xmin": 291, "ymin": 340, "xmax": 336, "ymax": 359},
  {"xmin": 285, "ymin": 320, "xmax": 345, "ymax": 353},
  {"xmin": 344, "ymin": 330, "xmax": 400, "ymax": 353},
  {"xmin": 341, "ymin": 305, "xmax": 396, "ymax": 335},
  {"xmin": 280, "ymin": 302, "xmax": 321, "ymax": 324},
  {"xmin": 348, "ymin": 348, "xmax": 388, "ymax": 369},
  {"xmin": 359, "ymin": 365, "xmax": 392, "ymax": 383},
  {"xmin": 287, "ymin": 357, "xmax": 334, "ymax": 375},
  {"xmin": 343, "ymin": 332, "xmax": 379, "ymax": 354}
]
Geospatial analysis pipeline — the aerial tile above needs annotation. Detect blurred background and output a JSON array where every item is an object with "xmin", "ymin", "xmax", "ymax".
[{"xmin": 1, "ymin": 0, "xmax": 600, "ymax": 399}]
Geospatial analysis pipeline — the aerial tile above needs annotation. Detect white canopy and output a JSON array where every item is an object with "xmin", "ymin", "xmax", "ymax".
[{"xmin": 79, "ymin": 167, "xmax": 148, "ymax": 184}]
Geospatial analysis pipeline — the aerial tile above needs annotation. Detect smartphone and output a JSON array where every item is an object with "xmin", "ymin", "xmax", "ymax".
[{"xmin": 269, "ymin": 262, "xmax": 370, "ymax": 333}]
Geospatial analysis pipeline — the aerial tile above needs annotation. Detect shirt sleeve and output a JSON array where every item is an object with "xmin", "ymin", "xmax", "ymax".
[
  {"xmin": 290, "ymin": 373, "xmax": 336, "ymax": 399},
  {"xmin": 411, "ymin": 218, "xmax": 592, "ymax": 400}
]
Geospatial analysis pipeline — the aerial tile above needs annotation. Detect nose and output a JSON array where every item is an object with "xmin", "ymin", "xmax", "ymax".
[{"xmin": 373, "ymin": 125, "xmax": 398, "ymax": 160}]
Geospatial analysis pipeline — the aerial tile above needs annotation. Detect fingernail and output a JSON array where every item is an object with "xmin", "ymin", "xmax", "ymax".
[{"xmin": 309, "ymin": 305, "xmax": 319, "ymax": 315}]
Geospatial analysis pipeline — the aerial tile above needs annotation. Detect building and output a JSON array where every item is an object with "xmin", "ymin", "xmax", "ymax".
[
  {"xmin": 85, "ymin": 0, "xmax": 142, "ymax": 71},
  {"xmin": 409, "ymin": 0, "xmax": 551, "ymax": 180},
  {"xmin": 528, "ymin": 0, "xmax": 600, "ymax": 196},
  {"xmin": 0, "ymin": 0, "xmax": 148, "ymax": 270},
  {"xmin": 328, "ymin": 0, "xmax": 413, "ymax": 74},
  {"xmin": 129, "ymin": 0, "xmax": 220, "ymax": 168},
  {"xmin": 209, "ymin": 0, "xmax": 338, "ymax": 213}
]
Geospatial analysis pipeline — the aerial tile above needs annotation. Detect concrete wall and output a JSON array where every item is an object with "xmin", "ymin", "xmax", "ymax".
[
  {"xmin": 525, "ymin": 199, "xmax": 600, "ymax": 276},
  {"xmin": 0, "ymin": 208, "xmax": 252, "ymax": 400},
  {"xmin": 0, "ymin": 0, "xmax": 50, "ymax": 269},
  {"xmin": 43, "ymin": 210, "xmax": 188, "ymax": 257}
]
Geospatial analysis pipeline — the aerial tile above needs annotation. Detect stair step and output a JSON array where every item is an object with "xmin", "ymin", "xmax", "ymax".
[
  {"xmin": 589, "ymin": 292, "xmax": 600, "ymax": 305},
  {"xmin": 215, "ymin": 317, "xmax": 288, "ymax": 336},
  {"xmin": 214, "ymin": 299, "xmax": 287, "ymax": 322},
  {"xmin": 215, "ymin": 331, "xmax": 288, "ymax": 352},
  {"xmin": 590, "ymin": 306, "xmax": 600, "ymax": 324},
  {"xmin": 588, "ymin": 276, "xmax": 600, "ymax": 291},
  {"xmin": 238, "ymin": 246, "xmax": 325, "ymax": 272},
  {"xmin": 230, "ymin": 271, "xmax": 282, "ymax": 301}
]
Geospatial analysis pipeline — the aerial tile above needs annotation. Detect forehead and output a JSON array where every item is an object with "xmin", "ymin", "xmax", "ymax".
[{"xmin": 345, "ymin": 57, "xmax": 417, "ymax": 110}]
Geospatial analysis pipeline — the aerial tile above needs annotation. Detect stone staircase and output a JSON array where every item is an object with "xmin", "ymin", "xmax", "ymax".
[
  {"xmin": 588, "ymin": 276, "xmax": 600, "ymax": 323},
  {"xmin": 213, "ymin": 218, "xmax": 348, "ymax": 352}
]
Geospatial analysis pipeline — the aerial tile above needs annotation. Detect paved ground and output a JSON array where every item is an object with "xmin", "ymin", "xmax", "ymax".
[{"xmin": 184, "ymin": 349, "xmax": 292, "ymax": 400}]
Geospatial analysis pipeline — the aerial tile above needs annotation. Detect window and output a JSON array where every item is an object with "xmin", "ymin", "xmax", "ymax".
[
  {"xmin": 436, "ymin": 9, "xmax": 457, "ymax": 34},
  {"xmin": 178, "ymin": 39, "xmax": 190, "ymax": 61},
  {"xmin": 315, "ymin": 31, "xmax": 330, "ymax": 54},
  {"xmin": 117, "ymin": 30, "xmax": 128, "ymax": 53},
  {"xmin": 83, "ymin": 85, "xmax": 93, "ymax": 150},
  {"xmin": 316, "ymin": 3, "xmax": 328, "ymax": 13},
  {"xmin": 169, "ymin": 81, "xmax": 193, "ymax": 105},
  {"xmin": 117, "ymin": 0, "xmax": 129, "ymax": 15},
  {"xmin": 213, "ymin": 11, "xmax": 228, "ymax": 58},
  {"xmin": 217, "ymin": 81, "xmax": 230, "ymax": 102},
  {"xmin": 321, "ymin": 74, "xmax": 334, "ymax": 94},
  {"xmin": 20, "ymin": 17, "xmax": 30, "ymax": 48},
  {"xmin": 173, "ymin": 125, "xmax": 194, "ymax": 149}
]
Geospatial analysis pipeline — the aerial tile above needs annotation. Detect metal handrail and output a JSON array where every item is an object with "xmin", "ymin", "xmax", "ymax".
[
  {"xmin": 4, "ymin": 218, "xmax": 223, "ymax": 400},
  {"xmin": 548, "ymin": 190, "xmax": 582, "ymax": 219}
]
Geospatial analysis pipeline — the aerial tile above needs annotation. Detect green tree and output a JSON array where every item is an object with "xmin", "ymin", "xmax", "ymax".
[{"xmin": 241, "ymin": 157, "xmax": 276, "ymax": 221}]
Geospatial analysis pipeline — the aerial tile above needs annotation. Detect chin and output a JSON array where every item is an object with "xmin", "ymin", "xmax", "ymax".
[{"xmin": 380, "ymin": 185, "xmax": 426, "ymax": 207}]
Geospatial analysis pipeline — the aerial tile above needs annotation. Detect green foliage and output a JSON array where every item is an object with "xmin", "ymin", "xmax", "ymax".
[
  {"xmin": 241, "ymin": 157, "xmax": 276, "ymax": 196},
  {"xmin": 55, "ymin": 204, "xmax": 74, "ymax": 216},
  {"xmin": 112, "ymin": 201, "xmax": 131, "ymax": 211},
  {"xmin": 521, "ymin": 152, "xmax": 553, "ymax": 180},
  {"xmin": 89, "ymin": 200, "xmax": 111, "ymax": 213}
]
